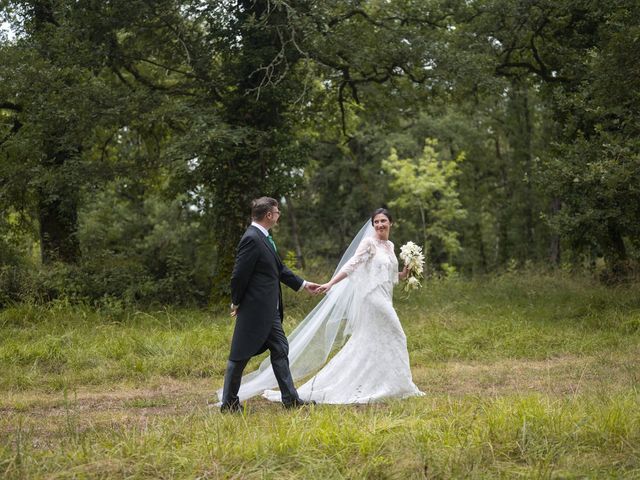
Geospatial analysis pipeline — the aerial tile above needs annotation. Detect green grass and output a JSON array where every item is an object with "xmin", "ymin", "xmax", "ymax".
[
  {"xmin": 1, "ymin": 273, "xmax": 639, "ymax": 478},
  {"xmin": 2, "ymin": 395, "xmax": 639, "ymax": 478},
  {"xmin": 0, "ymin": 307, "xmax": 231, "ymax": 391},
  {"xmin": 403, "ymin": 273, "xmax": 640, "ymax": 362}
]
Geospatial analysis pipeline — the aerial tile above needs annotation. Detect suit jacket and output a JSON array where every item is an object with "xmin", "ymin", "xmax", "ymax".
[{"xmin": 228, "ymin": 225, "xmax": 304, "ymax": 361}]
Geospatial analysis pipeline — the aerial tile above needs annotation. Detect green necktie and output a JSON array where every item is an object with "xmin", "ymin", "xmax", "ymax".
[{"xmin": 267, "ymin": 234, "xmax": 277, "ymax": 252}]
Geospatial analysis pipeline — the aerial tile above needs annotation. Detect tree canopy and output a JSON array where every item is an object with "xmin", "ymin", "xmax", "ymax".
[{"xmin": 1, "ymin": 0, "xmax": 639, "ymax": 305}]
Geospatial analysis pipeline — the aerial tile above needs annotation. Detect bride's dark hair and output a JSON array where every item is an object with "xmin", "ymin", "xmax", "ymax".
[{"xmin": 371, "ymin": 207, "xmax": 393, "ymax": 225}]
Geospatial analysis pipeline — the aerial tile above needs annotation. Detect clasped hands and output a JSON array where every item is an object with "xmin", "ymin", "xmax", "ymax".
[
  {"xmin": 230, "ymin": 279, "xmax": 343, "ymax": 316},
  {"xmin": 230, "ymin": 281, "xmax": 325, "ymax": 317},
  {"xmin": 304, "ymin": 282, "xmax": 332, "ymax": 295}
]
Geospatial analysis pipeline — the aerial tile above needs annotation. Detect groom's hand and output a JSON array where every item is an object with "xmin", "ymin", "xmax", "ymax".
[
  {"xmin": 304, "ymin": 282, "xmax": 320, "ymax": 294},
  {"xmin": 230, "ymin": 303, "xmax": 238, "ymax": 317},
  {"xmin": 315, "ymin": 282, "xmax": 332, "ymax": 294}
]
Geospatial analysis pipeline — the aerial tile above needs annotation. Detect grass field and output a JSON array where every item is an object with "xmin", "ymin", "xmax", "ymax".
[{"xmin": 1, "ymin": 273, "xmax": 639, "ymax": 478}]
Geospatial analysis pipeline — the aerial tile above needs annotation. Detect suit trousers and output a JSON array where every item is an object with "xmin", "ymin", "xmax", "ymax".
[{"xmin": 221, "ymin": 314, "xmax": 299, "ymax": 406}]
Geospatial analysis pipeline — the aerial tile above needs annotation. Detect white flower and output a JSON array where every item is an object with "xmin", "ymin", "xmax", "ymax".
[
  {"xmin": 399, "ymin": 241, "xmax": 425, "ymax": 294},
  {"xmin": 404, "ymin": 276, "xmax": 421, "ymax": 292}
]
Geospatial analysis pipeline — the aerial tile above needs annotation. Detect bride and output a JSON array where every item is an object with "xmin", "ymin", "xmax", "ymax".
[{"xmin": 217, "ymin": 208, "xmax": 423, "ymax": 404}]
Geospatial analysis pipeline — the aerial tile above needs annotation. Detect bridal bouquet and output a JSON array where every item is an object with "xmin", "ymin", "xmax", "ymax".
[{"xmin": 399, "ymin": 241, "xmax": 425, "ymax": 292}]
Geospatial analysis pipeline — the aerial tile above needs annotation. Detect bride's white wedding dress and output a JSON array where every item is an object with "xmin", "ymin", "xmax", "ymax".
[
  {"xmin": 265, "ymin": 236, "xmax": 423, "ymax": 404},
  {"xmin": 216, "ymin": 221, "xmax": 423, "ymax": 405}
]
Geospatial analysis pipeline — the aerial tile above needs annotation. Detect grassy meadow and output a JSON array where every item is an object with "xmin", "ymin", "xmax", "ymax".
[{"xmin": 1, "ymin": 273, "xmax": 639, "ymax": 478}]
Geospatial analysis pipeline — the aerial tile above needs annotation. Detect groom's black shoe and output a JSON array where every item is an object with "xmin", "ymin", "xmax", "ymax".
[
  {"xmin": 220, "ymin": 401, "xmax": 242, "ymax": 413},
  {"xmin": 283, "ymin": 398, "xmax": 316, "ymax": 409}
]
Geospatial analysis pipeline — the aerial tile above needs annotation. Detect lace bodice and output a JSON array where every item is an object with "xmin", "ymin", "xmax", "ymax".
[{"xmin": 339, "ymin": 237, "xmax": 399, "ymax": 291}]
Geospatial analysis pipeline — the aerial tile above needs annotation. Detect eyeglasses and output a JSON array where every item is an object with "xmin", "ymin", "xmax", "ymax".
[{"xmin": 270, "ymin": 210, "xmax": 281, "ymax": 216}]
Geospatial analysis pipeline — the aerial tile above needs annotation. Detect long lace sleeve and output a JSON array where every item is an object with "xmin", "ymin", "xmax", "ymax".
[{"xmin": 339, "ymin": 237, "xmax": 375, "ymax": 276}]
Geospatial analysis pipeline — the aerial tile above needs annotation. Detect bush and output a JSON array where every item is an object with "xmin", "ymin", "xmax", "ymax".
[{"xmin": 1, "ymin": 186, "xmax": 216, "ymax": 307}]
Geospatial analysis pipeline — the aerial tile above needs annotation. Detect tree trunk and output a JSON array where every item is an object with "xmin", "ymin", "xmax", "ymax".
[
  {"xmin": 507, "ymin": 80, "xmax": 535, "ymax": 260},
  {"xmin": 419, "ymin": 204, "xmax": 428, "ymax": 250},
  {"xmin": 37, "ymin": 146, "xmax": 81, "ymax": 264},
  {"xmin": 208, "ymin": 0, "xmax": 301, "ymax": 303},
  {"xmin": 29, "ymin": 2, "xmax": 81, "ymax": 265},
  {"xmin": 548, "ymin": 197, "xmax": 561, "ymax": 266},
  {"xmin": 474, "ymin": 221, "xmax": 487, "ymax": 273},
  {"xmin": 285, "ymin": 196, "xmax": 305, "ymax": 269},
  {"xmin": 210, "ymin": 199, "xmax": 250, "ymax": 302},
  {"xmin": 602, "ymin": 222, "xmax": 627, "ymax": 281},
  {"xmin": 520, "ymin": 85, "xmax": 535, "ymax": 254},
  {"xmin": 38, "ymin": 194, "xmax": 80, "ymax": 264},
  {"xmin": 494, "ymin": 136, "xmax": 511, "ymax": 265}
]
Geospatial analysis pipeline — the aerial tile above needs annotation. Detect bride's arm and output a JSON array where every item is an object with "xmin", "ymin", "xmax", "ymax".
[
  {"xmin": 316, "ymin": 238, "xmax": 374, "ymax": 294},
  {"xmin": 316, "ymin": 271, "xmax": 347, "ymax": 294}
]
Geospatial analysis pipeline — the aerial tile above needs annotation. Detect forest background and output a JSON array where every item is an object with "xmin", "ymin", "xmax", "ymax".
[{"xmin": 1, "ymin": 0, "xmax": 639, "ymax": 307}]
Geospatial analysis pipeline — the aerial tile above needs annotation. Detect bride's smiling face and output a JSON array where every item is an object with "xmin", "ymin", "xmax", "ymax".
[{"xmin": 373, "ymin": 213, "xmax": 392, "ymax": 240}]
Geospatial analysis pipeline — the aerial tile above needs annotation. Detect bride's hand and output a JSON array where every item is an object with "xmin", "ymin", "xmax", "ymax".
[
  {"xmin": 399, "ymin": 265, "xmax": 410, "ymax": 280},
  {"xmin": 316, "ymin": 282, "xmax": 332, "ymax": 294}
]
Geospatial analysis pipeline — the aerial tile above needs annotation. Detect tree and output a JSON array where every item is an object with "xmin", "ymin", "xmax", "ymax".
[
  {"xmin": 202, "ymin": 0, "xmax": 311, "ymax": 300},
  {"xmin": 539, "ymin": 2, "xmax": 640, "ymax": 276},
  {"xmin": 1, "ymin": 1, "xmax": 87, "ymax": 264},
  {"xmin": 383, "ymin": 138, "xmax": 467, "ymax": 269},
  {"xmin": 1, "ymin": 0, "xmax": 189, "ymax": 264},
  {"xmin": 468, "ymin": 0, "xmax": 640, "ymax": 275}
]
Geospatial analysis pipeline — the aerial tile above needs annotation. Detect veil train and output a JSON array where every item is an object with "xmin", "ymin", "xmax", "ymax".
[{"xmin": 217, "ymin": 220, "xmax": 374, "ymax": 403}]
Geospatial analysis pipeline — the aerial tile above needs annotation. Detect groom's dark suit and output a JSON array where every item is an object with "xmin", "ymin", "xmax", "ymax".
[{"xmin": 221, "ymin": 224, "xmax": 304, "ymax": 408}]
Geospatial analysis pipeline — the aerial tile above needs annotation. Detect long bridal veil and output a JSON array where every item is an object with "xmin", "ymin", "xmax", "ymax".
[{"xmin": 217, "ymin": 220, "xmax": 374, "ymax": 403}]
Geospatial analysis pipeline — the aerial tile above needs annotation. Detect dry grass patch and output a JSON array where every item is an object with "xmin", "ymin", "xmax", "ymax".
[
  {"xmin": 2, "ymin": 351, "xmax": 638, "ymax": 442},
  {"xmin": 413, "ymin": 349, "xmax": 640, "ymax": 397}
]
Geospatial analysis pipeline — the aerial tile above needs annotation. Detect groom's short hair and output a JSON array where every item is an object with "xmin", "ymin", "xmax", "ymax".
[{"xmin": 251, "ymin": 197, "xmax": 278, "ymax": 220}]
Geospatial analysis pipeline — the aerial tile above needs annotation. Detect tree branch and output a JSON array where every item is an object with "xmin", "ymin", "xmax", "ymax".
[
  {"xmin": 0, "ymin": 102, "xmax": 22, "ymax": 146},
  {"xmin": 337, "ymin": 81, "xmax": 348, "ymax": 137},
  {"xmin": 0, "ymin": 118, "xmax": 23, "ymax": 147},
  {"xmin": 495, "ymin": 61, "xmax": 568, "ymax": 83},
  {"xmin": 121, "ymin": 64, "xmax": 200, "ymax": 96},
  {"xmin": 131, "ymin": 57, "xmax": 198, "ymax": 79},
  {"xmin": 327, "ymin": 8, "xmax": 450, "ymax": 30},
  {"xmin": 0, "ymin": 102, "xmax": 22, "ymax": 112}
]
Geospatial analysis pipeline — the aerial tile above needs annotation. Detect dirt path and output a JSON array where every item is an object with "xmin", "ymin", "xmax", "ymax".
[
  {"xmin": 414, "ymin": 352, "xmax": 638, "ymax": 397},
  {"xmin": 1, "ymin": 352, "xmax": 637, "ymax": 439}
]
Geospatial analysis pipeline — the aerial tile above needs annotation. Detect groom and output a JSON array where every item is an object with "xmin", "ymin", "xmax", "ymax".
[{"xmin": 220, "ymin": 197, "xmax": 318, "ymax": 412}]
